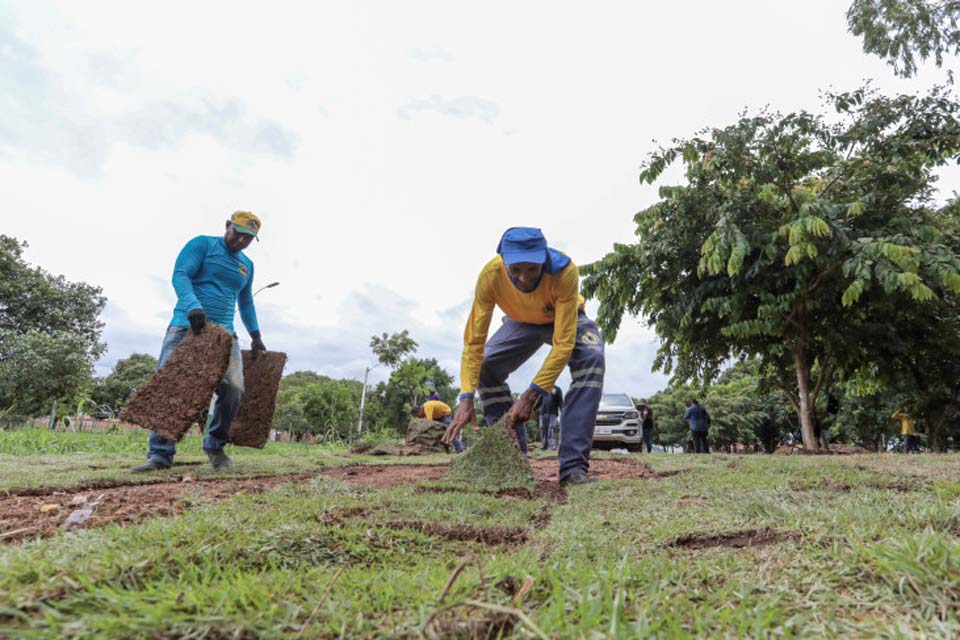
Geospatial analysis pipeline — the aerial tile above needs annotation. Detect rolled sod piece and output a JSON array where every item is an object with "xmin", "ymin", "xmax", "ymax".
[
  {"xmin": 120, "ymin": 324, "xmax": 233, "ymax": 441},
  {"xmin": 448, "ymin": 419, "xmax": 534, "ymax": 488},
  {"xmin": 405, "ymin": 417, "xmax": 450, "ymax": 453},
  {"xmin": 229, "ymin": 350, "xmax": 287, "ymax": 448}
]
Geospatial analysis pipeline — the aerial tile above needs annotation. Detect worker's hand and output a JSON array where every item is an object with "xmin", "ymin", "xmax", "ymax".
[
  {"xmin": 504, "ymin": 388, "xmax": 539, "ymax": 432},
  {"xmin": 187, "ymin": 309, "xmax": 207, "ymax": 336},
  {"xmin": 442, "ymin": 397, "xmax": 476, "ymax": 445},
  {"xmin": 250, "ymin": 331, "xmax": 266, "ymax": 359}
]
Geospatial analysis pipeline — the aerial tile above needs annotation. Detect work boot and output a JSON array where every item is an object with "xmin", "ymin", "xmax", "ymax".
[
  {"xmin": 205, "ymin": 450, "xmax": 233, "ymax": 469},
  {"xmin": 560, "ymin": 472, "xmax": 597, "ymax": 488},
  {"xmin": 129, "ymin": 459, "xmax": 170, "ymax": 473}
]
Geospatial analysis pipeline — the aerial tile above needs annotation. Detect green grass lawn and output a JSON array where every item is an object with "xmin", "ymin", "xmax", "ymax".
[{"xmin": 1, "ymin": 428, "xmax": 958, "ymax": 638}]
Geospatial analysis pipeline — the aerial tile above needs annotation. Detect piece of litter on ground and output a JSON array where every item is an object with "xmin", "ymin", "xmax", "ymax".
[
  {"xmin": 610, "ymin": 448, "xmax": 630, "ymax": 455},
  {"xmin": 69, "ymin": 495, "xmax": 88, "ymax": 506},
  {"xmin": 182, "ymin": 474, "xmax": 195, "ymax": 482},
  {"xmin": 38, "ymin": 503, "xmax": 60, "ymax": 512},
  {"xmin": 62, "ymin": 506, "xmax": 94, "ymax": 531}
]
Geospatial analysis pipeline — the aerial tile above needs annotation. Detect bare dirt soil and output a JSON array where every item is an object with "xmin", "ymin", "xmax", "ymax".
[
  {"xmin": 385, "ymin": 520, "xmax": 529, "ymax": 545},
  {"xmin": 773, "ymin": 443, "xmax": 873, "ymax": 455},
  {"xmin": 0, "ymin": 472, "xmax": 317, "ymax": 544},
  {"xmin": 0, "ymin": 456, "xmax": 662, "ymax": 544},
  {"xmin": 669, "ymin": 527, "xmax": 798, "ymax": 549}
]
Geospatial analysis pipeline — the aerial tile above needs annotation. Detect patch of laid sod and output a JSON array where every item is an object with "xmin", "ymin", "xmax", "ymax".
[
  {"xmin": 2, "ymin": 439, "xmax": 959, "ymax": 638},
  {"xmin": 448, "ymin": 420, "xmax": 534, "ymax": 488}
]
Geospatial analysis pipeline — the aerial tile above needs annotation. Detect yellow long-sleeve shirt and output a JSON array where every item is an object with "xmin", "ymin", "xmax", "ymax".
[
  {"xmin": 892, "ymin": 411, "xmax": 916, "ymax": 436},
  {"xmin": 422, "ymin": 400, "xmax": 452, "ymax": 421},
  {"xmin": 460, "ymin": 255, "xmax": 585, "ymax": 396}
]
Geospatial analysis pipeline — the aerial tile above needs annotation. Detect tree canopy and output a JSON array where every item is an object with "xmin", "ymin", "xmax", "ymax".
[
  {"xmin": 0, "ymin": 236, "xmax": 106, "ymax": 417},
  {"xmin": 848, "ymin": 0, "xmax": 960, "ymax": 78},
  {"xmin": 91, "ymin": 353, "xmax": 158, "ymax": 417},
  {"xmin": 583, "ymin": 87, "xmax": 960, "ymax": 450}
]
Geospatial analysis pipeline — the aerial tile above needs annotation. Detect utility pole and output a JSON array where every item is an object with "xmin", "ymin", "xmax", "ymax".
[
  {"xmin": 357, "ymin": 362, "xmax": 382, "ymax": 434},
  {"xmin": 48, "ymin": 399, "xmax": 58, "ymax": 430}
]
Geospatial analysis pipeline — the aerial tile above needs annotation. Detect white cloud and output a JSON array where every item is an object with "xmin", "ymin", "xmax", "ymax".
[
  {"xmin": 398, "ymin": 96, "xmax": 500, "ymax": 124},
  {"xmin": 409, "ymin": 48, "xmax": 454, "ymax": 63},
  {"xmin": 2, "ymin": 0, "xmax": 957, "ymax": 401}
]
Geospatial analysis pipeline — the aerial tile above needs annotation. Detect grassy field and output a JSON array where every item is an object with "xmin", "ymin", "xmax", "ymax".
[{"xmin": 1, "ymin": 427, "xmax": 958, "ymax": 638}]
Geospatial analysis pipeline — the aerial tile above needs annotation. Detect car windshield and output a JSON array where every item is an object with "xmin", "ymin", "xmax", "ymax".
[{"xmin": 600, "ymin": 394, "xmax": 633, "ymax": 408}]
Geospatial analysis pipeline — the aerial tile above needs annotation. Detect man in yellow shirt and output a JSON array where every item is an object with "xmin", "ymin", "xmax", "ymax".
[
  {"xmin": 892, "ymin": 410, "xmax": 919, "ymax": 453},
  {"xmin": 412, "ymin": 399, "xmax": 462, "ymax": 452},
  {"xmin": 441, "ymin": 227, "xmax": 605, "ymax": 486}
]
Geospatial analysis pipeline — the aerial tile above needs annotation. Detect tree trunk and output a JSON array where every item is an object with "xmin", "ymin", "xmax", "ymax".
[
  {"xmin": 792, "ymin": 347, "xmax": 818, "ymax": 451},
  {"xmin": 927, "ymin": 407, "xmax": 945, "ymax": 452}
]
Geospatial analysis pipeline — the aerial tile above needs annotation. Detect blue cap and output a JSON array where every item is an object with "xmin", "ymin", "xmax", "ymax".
[{"xmin": 496, "ymin": 227, "xmax": 548, "ymax": 265}]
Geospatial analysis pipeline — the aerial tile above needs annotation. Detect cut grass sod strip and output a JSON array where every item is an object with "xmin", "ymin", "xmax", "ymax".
[
  {"xmin": 448, "ymin": 419, "xmax": 534, "ymax": 489},
  {"xmin": 0, "ymin": 440, "xmax": 958, "ymax": 637}
]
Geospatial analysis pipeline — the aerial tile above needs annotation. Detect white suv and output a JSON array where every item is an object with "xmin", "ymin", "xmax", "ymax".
[{"xmin": 592, "ymin": 393, "xmax": 643, "ymax": 451}]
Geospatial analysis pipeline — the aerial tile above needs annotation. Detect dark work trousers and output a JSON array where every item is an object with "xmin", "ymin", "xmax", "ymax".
[
  {"xmin": 903, "ymin": 434, "xmax": 920, "ymax": 453},
  {"xmin": 477, "ymin": 312, "xmax": 605, "ymax": 481},
  {"xmin": 642, "ymin": 428, "xmax": 653, "ymax": 453},
  {"xmin": 691, "ymin": 430, "xmax": 709, "ymax": 454}
]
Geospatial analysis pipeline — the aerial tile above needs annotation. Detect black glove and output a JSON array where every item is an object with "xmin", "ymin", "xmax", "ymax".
[
  {"xmin": 187, "ymin": 309, "xmax": 207, "ymax": 336},
  {"xmin": 250, "ymin": 330, "xmax": 266, "ymax": 358}
]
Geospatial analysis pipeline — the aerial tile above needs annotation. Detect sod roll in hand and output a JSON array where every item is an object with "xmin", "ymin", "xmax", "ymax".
[
  {"xmin": 448, "ymin": 419, "xmax": 534, "ymax": 488},
  {"xmin": 229, "ymin": 350, "xmax": 287, "ymax": 448},
  {"xmin": 120, "ymin": 324, "xmax": 233, "ymax": 441}
]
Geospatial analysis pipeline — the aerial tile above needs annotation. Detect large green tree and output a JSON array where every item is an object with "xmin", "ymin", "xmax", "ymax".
[
  {"xmin": 91, "ymin": 353, "xmax": 158, "ymax": 416},
  {"xmin": 375, "ymin": 357, "xmax": 455, "ymax": 429},
  {"xmin": 583, "ymin": 88, "xmax": 960, "ymax": 450},
  {"xmin": 0, "ymin": 236, "xmax": 106, "ymax": 417},
  {"xmin": 369, "ymin": 330, "xmax": 418, "ymax": 368},
  {"xmin": 273, "ymin": 371, "xmax": 381, "ymax": 442},
  {"xmin": 848, "ymin": 0, "xmax": 960, "ymax": 78}
]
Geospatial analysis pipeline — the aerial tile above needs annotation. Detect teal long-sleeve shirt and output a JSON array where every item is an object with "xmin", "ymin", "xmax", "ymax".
[{"xmin": 170, "ymin": 236, "xmax": 260, "ymax": 336}]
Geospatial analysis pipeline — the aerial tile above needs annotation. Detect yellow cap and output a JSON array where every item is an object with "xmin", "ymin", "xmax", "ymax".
[{"xmin": 230, "ymin": 211, "xmax": 261, "ymax": 237}]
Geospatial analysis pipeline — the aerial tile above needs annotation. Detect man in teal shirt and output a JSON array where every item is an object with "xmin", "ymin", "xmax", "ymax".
[{"xmin": 131, "ymin": 211, "xmax": 267, "ymax": 472}]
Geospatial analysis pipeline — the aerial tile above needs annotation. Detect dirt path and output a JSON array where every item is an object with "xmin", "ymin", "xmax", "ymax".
[
  {"xmin": 0, "ymin": 456, "xmax": 660, "ymax": 544},
  {"xmin": 0, "ymin": 472, "xmax": 319, "ymax": 544}
]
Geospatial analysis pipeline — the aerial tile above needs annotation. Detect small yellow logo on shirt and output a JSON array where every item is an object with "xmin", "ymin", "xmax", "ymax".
[
  {"xmin": 238, "ymin": 264, "xmax": 248, "ymax": 277},
  {"xmin": 580, "ymin": 331, "xmax": 600, "ymax": 345}
]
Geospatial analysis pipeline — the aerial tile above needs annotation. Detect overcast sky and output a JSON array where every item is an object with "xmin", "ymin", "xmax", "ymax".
[{"xmin": 2, "ymin": 1, "xmax": 957, "ymax": 399}]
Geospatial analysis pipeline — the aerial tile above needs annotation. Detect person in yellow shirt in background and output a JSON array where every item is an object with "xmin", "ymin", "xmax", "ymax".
[
  {"xmin": 892, "ymin": 410, "xmax": 919, "ymax": 453},
  {"xmin": 441, "ymin": 227, "xmax": 605, "ymax": 487},
  {"xmin": 412, "ymin": 399, "xmax": 463, "ymax": 452}
]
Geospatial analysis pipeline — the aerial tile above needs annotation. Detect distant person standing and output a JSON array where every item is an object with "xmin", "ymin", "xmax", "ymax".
[
  {"xmin": 892, "ymin": 410, "xmax": 919, "ymax": 453},
  {"xmin": 537, "ymin": 386, "xmax": 563, "ymax": 451},
  {"xmin": 684, "ymin": 398, "xmax": 710, "ymax": 454},
  {"xmin": 636, "ymin": 398, "xmax": 654, "ymax": 453}
]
